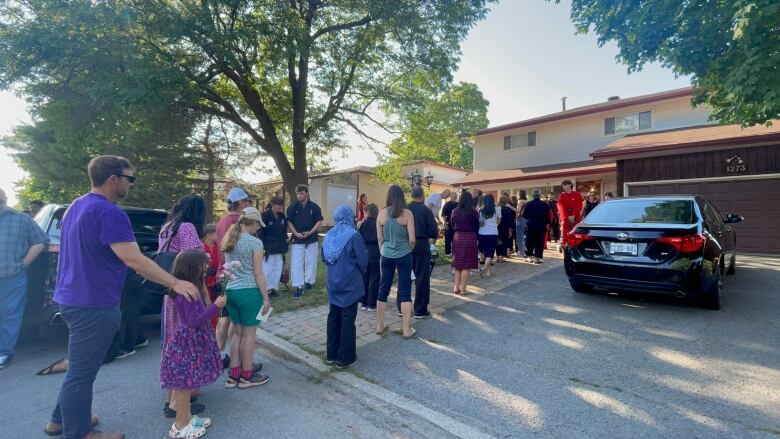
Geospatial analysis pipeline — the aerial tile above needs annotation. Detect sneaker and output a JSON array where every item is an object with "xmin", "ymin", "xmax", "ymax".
[
  {"xmin": 414, "ymin": 312, "xmax": 432, "ymax": 319},
  {"xmin": 397, "ymin": 311, "xmax": 403, "ymax": 317},
  {"xmin": 238, "ymin": 373, "xmax": 270, "ymax": 388},
  {"xmin": 268, "ymin": 289, "xmax": 279, "ymax": 298},
  {"xmin": 325, "ymin": 358, "xmax": 335, "ymax": 365},
  {"xmin": 367, "ymin": 306, "xmax": 376, "ymax": 311},
  {"xmin": 168, "ymin": 417, "xmax": 207, "ymax": 439},
  {"xmin": 164, "ymin": 402, "xmax": 205, "ymax": 418},
  {"xmin": 294, "ymin": 287, "xmax": 304, "ymax": 299},
  {"xmin": 115, "ymin": 349, "xmax": 136, "ymax": 359},
  {"xmin": 224, "ymin": 376, "xmax": 239, "ymax": 389},
  {"xmin": 134, "ymin": 339, "xmax": 149, "ymax": 349},
  {"xmin": 305, "ymin": 283, "xmax": 314, "ymax": 290},
  {"xmin": 335, "ymin": 357, "xmax": 358, "ymax": 369},
  {"xmin": 0, "ymin": 355, "xmax": 12, "ymax": 370},
  {"xmin": 360, "ymin": 306, "xmax": 368, "ymax": 311}
]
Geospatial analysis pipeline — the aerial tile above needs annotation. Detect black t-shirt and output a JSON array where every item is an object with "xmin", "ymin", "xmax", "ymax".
[
  {"xmin": 409, "ymin": 201, "xmax": 438, "ymax": 240},
  {"xmin": 442, "ymin": 201, "xmax": 458, "ymax": 226},
  {"xmin": 286, "ymin": 201, "xmax": 323, "ymax": 245}
]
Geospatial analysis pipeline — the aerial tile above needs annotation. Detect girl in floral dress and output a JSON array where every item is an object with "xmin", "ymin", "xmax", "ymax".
[{"xmin": 161, "ymin": 250, "xmax": 225, "ymax": 438}]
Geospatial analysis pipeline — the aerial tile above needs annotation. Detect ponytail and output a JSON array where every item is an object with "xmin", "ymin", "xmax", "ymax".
[{"xmin": 221, "ymin": 222, "xmax": 243, "ymax": 254}]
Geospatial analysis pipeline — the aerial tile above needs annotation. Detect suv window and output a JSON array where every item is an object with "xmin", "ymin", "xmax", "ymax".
[
  {"xmin": 586, "ymin": 199, "xmax": 697, "ymax": 224},
  {"xmin": 701, "ymin": 201, "xmax": 725, "ymax": 229},
  {"xmin": 45, "ymin": 208, "xmax": 167, "ymax": 246}
]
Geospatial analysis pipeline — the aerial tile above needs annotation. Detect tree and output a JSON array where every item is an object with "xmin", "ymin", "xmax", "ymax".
[
  {"xmin": 0, "ymin": 1, "xmax": 495, "ymax": 200},
  {"xmin": 556, "ymin": 0, "xmax": 780, "ymax": 126},
  {"xmin": 376, "ymin": 82, "xmax": 489, "ymax": 185}
]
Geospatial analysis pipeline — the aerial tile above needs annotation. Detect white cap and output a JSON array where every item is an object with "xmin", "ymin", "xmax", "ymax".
[
  {"xmin": 228, "ymin": 187, "xmax": 250, "ymax": 203},
  {"xmin": 240, "ymin": 207, "xmax": 264, "ymax": 226}
]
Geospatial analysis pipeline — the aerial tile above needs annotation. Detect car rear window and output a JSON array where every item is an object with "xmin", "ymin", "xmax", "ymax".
[
  {"xmin": 127, "ymin": 211, "xmax": 167, "ymax": 237},
  {"xmin": 586, "ymin": 200, "xmax": 697, "ymax": 224}
]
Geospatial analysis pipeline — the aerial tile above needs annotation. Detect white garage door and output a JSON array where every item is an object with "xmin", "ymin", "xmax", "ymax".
[{"xmin": 326, "ymin": 184, "xmax": 357, "ymax": 225}]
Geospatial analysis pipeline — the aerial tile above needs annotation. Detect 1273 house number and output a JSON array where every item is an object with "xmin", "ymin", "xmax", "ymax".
[{"xmin": 725, "ymin": 155, "xmax": 747, "ymax": 174}]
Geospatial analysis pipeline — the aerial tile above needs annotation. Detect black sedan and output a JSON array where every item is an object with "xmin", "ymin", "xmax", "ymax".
[{"xmin": 564, "ymin": 196, "xmax": 741, "ymax": 309}]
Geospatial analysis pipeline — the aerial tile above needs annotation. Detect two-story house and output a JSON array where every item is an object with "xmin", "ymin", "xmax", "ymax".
[
  {"xmin": 455, "ymin": 87, "xmax": 780, "ymax": 254},
  {"xmin": 455, "ymin": 87, "xmax": 712, "ymax": 199}
]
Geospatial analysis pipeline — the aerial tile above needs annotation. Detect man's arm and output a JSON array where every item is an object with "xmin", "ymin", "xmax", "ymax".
[
  {"xmin": 109, "ymin": 242, "xmax": 198, "ymax": 300},
  {"xmin": 23, "ymin": 243, "xmax": 45, "ymax": 268},
  {"xmin": 304, "ymin": 220, "xmax": 323, "ymax": 238}
]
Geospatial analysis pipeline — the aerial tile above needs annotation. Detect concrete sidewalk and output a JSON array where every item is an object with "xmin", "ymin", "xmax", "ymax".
[{"xmin": 260, "ymin": 250, "xmax": 563, "ymax": 355}]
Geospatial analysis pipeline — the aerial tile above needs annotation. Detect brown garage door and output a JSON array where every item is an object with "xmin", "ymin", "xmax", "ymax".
[{"xmin": 627, "ymin": 178, "xmax": 780, "ymax": 254}]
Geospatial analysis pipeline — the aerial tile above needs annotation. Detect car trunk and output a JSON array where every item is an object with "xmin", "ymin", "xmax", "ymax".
[{"xmin": 574, "ymin": 223, "xmax": 701, "ymax": 265}]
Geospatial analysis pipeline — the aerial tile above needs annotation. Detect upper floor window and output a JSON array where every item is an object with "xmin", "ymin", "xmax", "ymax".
[
  {"xmin": 605, "ymin": 111, "xmax": 652, "ymax": 135},
  {"xmin": 503, "ymin": 131, "xmax": 537, "ymax": 150}
]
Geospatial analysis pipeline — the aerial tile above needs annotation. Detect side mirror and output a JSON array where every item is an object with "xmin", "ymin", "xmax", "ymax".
[{"xmin": 725, "ymin": 213, "xmax": 743, "ymax": 224}]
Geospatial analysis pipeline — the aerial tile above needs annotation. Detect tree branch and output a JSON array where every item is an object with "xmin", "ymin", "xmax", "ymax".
[
  {"xmin": 335, "ymin": 115, "xmax": 387, "ymax": 145},
  {"xmin": 311, "ymin": 15, "xmax": 372, "ymax": 39}
]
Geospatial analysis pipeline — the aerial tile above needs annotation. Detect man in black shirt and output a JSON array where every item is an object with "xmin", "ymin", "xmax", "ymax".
[
  {"xmin": 523, "ymin": 190, "xmax": 552, "ymax": 264},
  {"xmin": 258, "ymin": 197, "xmax": 288, "ymax": 297},
  {"xmin": 406, "ymin": 186, "xmax": 439, "ymax": 318},
  {"xmin": 441, "ymin": 191, "xmax": 458, "ymax": 255},
  {"xmin": 286, "ymin": 185, "xmax": 323, "ymax": 299}
]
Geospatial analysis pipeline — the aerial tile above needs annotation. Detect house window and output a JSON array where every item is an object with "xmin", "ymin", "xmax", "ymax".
[
  {"xmin": 503, "ymin": 131, "xmax": 537, "ymax": 150},
  {"xmin": 604, "ymin": 111, "xmax": 652, "ymax": 135}
]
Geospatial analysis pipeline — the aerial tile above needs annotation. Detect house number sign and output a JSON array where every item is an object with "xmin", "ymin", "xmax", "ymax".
[{"xmin": 725, "ymin": 155, "xmax": 747, "ymax": 174}]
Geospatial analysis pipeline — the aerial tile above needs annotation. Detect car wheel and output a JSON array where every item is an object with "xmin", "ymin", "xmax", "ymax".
[
  {"xmin": 726, "ymin": 253, "xmax": 736, "ymax": 275},
  {"xmin": 700, "ymin": 263, "xmax": 723, "ymax": 310},
  {"xmin": 569, "ymin": 280, "xmax": 593, "ymax": 294}
]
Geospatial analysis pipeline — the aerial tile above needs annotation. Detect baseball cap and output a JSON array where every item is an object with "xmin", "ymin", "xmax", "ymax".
[
  {"xmin": 240, "ymin": 207, "xmax": 264, "ymax": 225},
  {"xmin": 228, "ymin": 187, "xmax": 251, "ymax": 203}
]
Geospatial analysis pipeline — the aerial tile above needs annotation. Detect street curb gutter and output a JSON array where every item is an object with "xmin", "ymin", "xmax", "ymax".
[{"xmin": 258, "ymin": 329, "xmax": 497, "ymax": 439}]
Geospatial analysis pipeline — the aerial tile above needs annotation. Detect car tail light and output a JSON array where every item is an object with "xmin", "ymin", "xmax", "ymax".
[
  {"xmin": 656, "ymin": 234, "xmax": 706, "ymax": 253},
  {"xmin": 568, "ymin": 233, "xmax": 594, "ymax": 247}
]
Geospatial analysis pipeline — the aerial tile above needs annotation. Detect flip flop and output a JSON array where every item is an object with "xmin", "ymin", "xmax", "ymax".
[
  {"xmin": 37, "ymin": 357, "xmax": 66, "ymax": 376},
  {"xmin": 375, "ymin": 327, "xmax": 388, "ymax": 336},
  {"xmin": 402, "ymin": 328, "xmax": 417, "ymax": 339}
]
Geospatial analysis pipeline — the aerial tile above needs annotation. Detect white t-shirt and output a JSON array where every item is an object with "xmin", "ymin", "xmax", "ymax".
[
  {"xmin": 478, "ymin": 209, "xmax": 501, "ymax": 235},
  {"xmin": 425, "ymin": 193, "xmax": 443, "ymax": 218}
]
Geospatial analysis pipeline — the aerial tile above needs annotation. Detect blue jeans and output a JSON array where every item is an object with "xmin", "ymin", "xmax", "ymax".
[
  {"xmin": 516, "ymin": 218, "xmax": 528, "ymax": 256},
  {"xmin": 51, "ymin": 305, "xmax": 121, "ymax": 439},
  {"xmin": 378, "ymin": 254, "xmax": 413, "ymax": 303},
  {"xmin": 0, "ymin": 270, "xmax": 28, "ymax": 356}
]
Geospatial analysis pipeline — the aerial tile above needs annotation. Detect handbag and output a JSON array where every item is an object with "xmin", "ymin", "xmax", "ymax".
[{"xmin": 141, "ymin": 237, "xmax": 178, "ymax": 294}]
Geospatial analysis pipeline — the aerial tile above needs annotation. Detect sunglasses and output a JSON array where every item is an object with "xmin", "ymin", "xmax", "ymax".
[{"xmin": 115, "ymin": 174, "xmax": 136, "ymax": 183}]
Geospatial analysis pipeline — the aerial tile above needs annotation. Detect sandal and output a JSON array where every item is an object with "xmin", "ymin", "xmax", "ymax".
[
  {"xmin": 402, "ymin": 328, "xmax": 417, "ymax": 339},
  {"xmin": 169, "ymin": 417, "xmax": 208, "ymax": 438},
  {"xmin": 375, "ymin": 326, "xmax": 387, "ymax": 336},
  {"xmin": 37, "ymin": 357, "xmax": 66, "ymax": 376}
]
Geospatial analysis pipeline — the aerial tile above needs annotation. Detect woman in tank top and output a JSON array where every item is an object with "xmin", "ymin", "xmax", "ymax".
[{"xmin": 375, "ymin": 185, "xmax": 417, "ymax": 339}]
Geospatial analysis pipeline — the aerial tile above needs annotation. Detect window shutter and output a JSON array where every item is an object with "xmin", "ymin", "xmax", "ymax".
[{"xmin": 605, "ymin": 118, "xmax": 615, "ymax": 135}]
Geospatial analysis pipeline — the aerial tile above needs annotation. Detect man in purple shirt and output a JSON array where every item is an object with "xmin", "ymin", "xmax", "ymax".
[{"xmin": 44, "ymin": 156, "xmax": 199, "ymax": 439}]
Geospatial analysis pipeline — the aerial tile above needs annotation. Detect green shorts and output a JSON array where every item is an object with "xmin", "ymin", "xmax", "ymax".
[{"xmin": 225, "ymin": 288, "xmax": 263, "ymax": 326}]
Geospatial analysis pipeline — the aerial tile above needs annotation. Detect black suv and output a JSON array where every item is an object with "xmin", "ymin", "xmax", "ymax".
[{"xmin": 20, "ymin": 204, "xmax": 168, "ymax": 341}]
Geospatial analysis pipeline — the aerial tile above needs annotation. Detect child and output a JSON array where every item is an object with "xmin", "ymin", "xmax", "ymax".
[
  {"xmin": 323, "ymin": 205, "xmax": 368, "ymax": 368},
  {"xmin": 160, "ymin": 250, "xmax": 226, "ymax": 438},
  {"xmin": 202, "ymin": 223, "xmax": 221, "ymax": 329},
  {"xmin": 221, "ymin": 207, "xmax": 271, "ymax": 388}
]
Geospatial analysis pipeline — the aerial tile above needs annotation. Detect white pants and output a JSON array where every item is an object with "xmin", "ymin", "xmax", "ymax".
[
  {"xmin": 264, "ymin": 253, "xmax": 284, "ymax": 291},
  {"xmin": 291, "ymin": 243, "xmax": 318, "ymax": 287}
]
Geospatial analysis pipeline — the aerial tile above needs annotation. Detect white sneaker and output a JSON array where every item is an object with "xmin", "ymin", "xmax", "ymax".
[{"xmin": 169, "ymin": 417, "xmax": 208, "ymax": 438}]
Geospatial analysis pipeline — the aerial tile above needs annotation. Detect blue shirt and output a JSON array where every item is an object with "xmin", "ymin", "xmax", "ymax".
[
  {"xmin": 54, "ymin": 193, "xmax": 136, "ymax": 308},
  {"xmin": 0, "ymin": 207, "xmax": 48, "ymax": 277},
  {"xmin": 323, "ymin": 234, "xmax": 368, "ymax": 307},
  {"xmin": 225, "ymin": 233, "xmax": 264, "ymax": 290}
]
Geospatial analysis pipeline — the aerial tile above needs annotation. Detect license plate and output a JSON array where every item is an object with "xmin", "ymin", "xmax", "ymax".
[{"xmin": 609, "ymin": 242, "xmax": 638, "ymax": 256}]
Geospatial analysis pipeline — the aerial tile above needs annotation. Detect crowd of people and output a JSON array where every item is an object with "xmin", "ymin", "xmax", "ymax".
[{"xmin": 0, "ymin": 152, "xmax": 614, "ymax": 438}]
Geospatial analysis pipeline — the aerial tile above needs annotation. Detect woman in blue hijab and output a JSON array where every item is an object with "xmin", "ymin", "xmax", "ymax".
[{"xmin": 322, "ymin": 205, "xmax": 368, "ymax": 368}]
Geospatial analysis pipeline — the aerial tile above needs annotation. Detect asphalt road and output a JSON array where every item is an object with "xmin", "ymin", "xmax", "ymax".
[
  {"xmin": 0, "ymin": 318, "xmax": 455, "ymax": 439},
  {"xmin": 353, "ymin": 255, "xmax": 780, "ymax": 438}
]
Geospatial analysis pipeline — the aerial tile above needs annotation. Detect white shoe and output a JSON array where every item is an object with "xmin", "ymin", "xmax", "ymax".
[{"xmin": 169, "ymin": 416, "xmax": 209, "ymax": 438}]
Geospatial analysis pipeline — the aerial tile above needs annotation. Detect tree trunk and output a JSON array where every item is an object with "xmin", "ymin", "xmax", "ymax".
[{"xmin": 205, "ymin": 169, "xmax": 216, "ymax": 223}]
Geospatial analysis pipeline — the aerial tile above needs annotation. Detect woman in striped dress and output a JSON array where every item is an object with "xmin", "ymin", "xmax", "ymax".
[{"xmin": 450, "ymin": 191, "xmax": 479, "ymax": 295}]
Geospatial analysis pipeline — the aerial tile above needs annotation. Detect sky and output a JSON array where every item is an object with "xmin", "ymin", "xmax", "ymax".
[{"xmin": 0, "ymin": 0, "xmax": 691, "ymax": 206}]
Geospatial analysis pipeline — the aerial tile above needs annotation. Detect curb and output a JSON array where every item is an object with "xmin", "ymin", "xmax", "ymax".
[{"xmin": 257, "ymin": 328, "xmax": 497, "ymax": 439}]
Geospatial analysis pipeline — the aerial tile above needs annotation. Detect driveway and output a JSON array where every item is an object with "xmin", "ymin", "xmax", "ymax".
[{"xmin": 353, "ymin": 254, "xmax": 780, "ymax": 438}]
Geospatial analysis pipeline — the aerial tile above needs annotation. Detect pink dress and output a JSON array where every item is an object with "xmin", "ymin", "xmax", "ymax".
[{"xmin": 159, "ymin": 222, "xmax": 204, "ymax": 346}]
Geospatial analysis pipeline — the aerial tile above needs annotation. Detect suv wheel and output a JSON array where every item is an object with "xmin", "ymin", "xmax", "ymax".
[{"xmin": 569, "ymin": 280, "xmax": 593, "ymax": 294}]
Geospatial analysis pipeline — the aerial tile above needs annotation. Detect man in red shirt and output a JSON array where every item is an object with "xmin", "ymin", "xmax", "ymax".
[
  {"xmin": 357, "ymin": 194, "xmax": 367, "ymax": 222},
  {"xmin": 557, "ymin": 180, "xmax": 584, "ymax": 249}
]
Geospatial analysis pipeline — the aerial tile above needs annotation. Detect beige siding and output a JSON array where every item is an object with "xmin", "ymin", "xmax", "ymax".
[{"xmin": 474, "ymin": 97, "xmax": 714, "ymax": 172}]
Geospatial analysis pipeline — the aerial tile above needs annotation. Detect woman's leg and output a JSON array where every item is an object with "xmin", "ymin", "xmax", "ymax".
[
  {"xmin": 326, "ymin": 303, "xmax": 340, "ymax": 362},
  {"xmin": 397, "ymin": 254, "xmax": 414, "ymax": 337},
  {"xmin": 229, "ymin": 324, "xmax": 243, "ymax": 370},
  {"xmin": 459, "ymin": 269, "xmax": 471, "ymax": 294},
  {"xmin": 171, "ymin": 389, "xmax": 192, "ymax": 430},
  {"xmin": 375, "ymin": 256, "xmax": 394, "ymax": 333},
  {"xmin": 453, "ymin": 269, "xmax": 461, "ymax": 293},
  {"xmin": 339, "ymin": 302, "xmax": 358, "ymax": 363},
  {"xmin": 401, "ymin": 302, "xmax": 413, "ymax": 337}
]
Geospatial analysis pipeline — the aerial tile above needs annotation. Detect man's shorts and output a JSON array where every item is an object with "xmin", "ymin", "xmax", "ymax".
[{"xmin": 225, "ymin": 288, "xmax": 263, "ymax": 326}]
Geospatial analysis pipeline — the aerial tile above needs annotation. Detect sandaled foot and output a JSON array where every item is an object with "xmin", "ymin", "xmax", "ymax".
[
  {"xmin": 402, "ymin": 328, "xmax": 417, "ymax": 339},
  {"xmin": 375, "ymin": 326, "xmax": 387, "ymax": 336}
]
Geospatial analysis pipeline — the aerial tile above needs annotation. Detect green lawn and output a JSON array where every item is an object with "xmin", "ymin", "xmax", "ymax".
[{"xmin": 271, "ymin": 247, "xmax": 329, "ymax": 315}]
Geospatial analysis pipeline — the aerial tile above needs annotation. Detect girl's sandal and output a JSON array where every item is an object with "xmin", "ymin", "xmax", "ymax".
[
  {"xmin": 375, "ymin": 327, "xmax": 387, "ymax": 336},
  {"xmin": 402, "ymin": 328, "xmax": 417, "ymax": 339}
]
